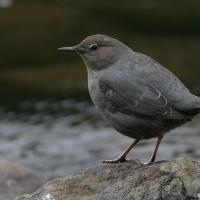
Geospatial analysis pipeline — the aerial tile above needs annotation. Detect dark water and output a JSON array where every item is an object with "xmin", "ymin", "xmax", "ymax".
[{"xmin": 0, "ymin": 99, "xmax": 199, "ymax": 182}]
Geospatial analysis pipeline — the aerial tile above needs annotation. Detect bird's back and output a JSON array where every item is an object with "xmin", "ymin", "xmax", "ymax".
[{"xmin": 112, "ymin": 50, "xmax": 200, "ymax": 116}]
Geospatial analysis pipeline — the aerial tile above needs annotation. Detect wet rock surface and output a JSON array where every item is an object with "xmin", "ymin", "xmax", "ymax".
[
  {"xmin": 0, "ymin": 161, "xmax": 42, "ymax": 200},
  {"xmin": 16, "ymin": 157, "xmax": 200, "ymax": 200}
]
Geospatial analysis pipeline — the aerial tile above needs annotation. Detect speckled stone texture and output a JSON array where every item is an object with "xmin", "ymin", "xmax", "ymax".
[
  {"xmin": 16, "ymin": 157, "xmax": 200, "ymax": 200},
  {"xmin": 0, "ymin": 161, "xmax": 42, "ymax": 200}
]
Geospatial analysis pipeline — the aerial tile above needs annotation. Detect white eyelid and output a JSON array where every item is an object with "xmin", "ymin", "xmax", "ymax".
[{"xmin": 89, "ymin": 43, "xmax": 98, "ymax": 48}]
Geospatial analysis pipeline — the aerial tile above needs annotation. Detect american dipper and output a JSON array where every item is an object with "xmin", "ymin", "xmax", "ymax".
[{"xmin": 59, "ymin": 34, "xmax": 200, "ymax": 164}]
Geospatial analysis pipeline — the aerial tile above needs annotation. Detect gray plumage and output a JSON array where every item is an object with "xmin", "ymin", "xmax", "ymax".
[{"xmin": 59, "ymin": 34, "xmax": 200, "ymax": 163}]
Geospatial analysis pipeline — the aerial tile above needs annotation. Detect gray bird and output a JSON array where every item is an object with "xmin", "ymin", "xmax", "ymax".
[{"xmin": 59, "ymin": 34, "xmax": 200, "ymax": 164}]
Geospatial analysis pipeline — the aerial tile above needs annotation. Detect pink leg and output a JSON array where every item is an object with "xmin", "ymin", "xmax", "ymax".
[
  {"xmin": 146, "ymin": 136, "xmax": 163, "ymax": 164},
  {"xmin": 103, "ymin": 139, "xmax": 140, "ymax": 163}
]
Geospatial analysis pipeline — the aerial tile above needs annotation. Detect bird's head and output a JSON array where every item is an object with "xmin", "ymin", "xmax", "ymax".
[{"xmin": 58, "ymin": 34, "xmax": 128, "ymax": 70}]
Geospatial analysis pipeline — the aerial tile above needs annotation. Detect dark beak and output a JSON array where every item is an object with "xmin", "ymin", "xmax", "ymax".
[
  {"xmin": 58, "ymin": 46, "xmax": 76, "ymax": 51},
  {"xmin": 58, "ymin": 45, "xmax": 85, "ymax": 54}
]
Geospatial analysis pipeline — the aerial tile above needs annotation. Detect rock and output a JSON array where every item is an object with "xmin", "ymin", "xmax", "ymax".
[
  {"xmin": 16, "ymin": 157, "xmax": 200, "ymax": 200},
  {"xmin": 0, "ymin": 161, "xmax": 42, "ymax": 200}
]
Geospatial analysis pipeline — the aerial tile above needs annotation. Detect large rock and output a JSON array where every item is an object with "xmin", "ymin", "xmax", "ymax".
[
  {"xmin": 16, "ymin": 157, "xmax": 200, "ymax": 200},
  {"xmin": 0, "ymin": 161, "xmax": 42, "ymax": 200}
]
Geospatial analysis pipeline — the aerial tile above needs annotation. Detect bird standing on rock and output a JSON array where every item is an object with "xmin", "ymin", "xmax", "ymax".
[{"xmin": 59, "ymin": 34, "xmax": 200, "ymax": 164}]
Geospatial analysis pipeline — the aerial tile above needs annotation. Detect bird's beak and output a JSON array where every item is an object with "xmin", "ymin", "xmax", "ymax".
[
  {"xmin": 58, "ymin": 45, "xmax": 85, "ymax": 54},
  {"xmin": 58, "ymin": 46, "xmax": 76, "ymax": 51}
]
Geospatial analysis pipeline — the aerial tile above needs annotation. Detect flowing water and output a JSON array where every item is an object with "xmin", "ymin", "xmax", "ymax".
[{"xmin": 0, "ymin": 99, "xmax": 199, "ymax": 182}]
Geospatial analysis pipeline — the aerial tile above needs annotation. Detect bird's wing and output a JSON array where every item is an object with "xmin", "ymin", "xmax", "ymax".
[{"xmin": 98, "ymin": 74, "xmax": 189, "ymax": 121}]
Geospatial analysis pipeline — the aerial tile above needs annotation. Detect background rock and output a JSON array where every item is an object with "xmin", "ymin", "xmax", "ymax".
[
  {"xmin": 0, "ymin": 161, "xmax": 42, "ymax": 200},
  {"xmin": 16, "ymin": 157, "xmax": 200, "ymax": 200}
]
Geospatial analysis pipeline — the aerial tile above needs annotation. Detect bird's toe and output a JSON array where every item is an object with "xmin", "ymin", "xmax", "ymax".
[{"xmin": 102, "ymin": 158, "xmax": 127, "ymax": 163}]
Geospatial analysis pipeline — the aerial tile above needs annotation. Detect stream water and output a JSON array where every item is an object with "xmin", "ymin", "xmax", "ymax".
[{"xmin": 0, "ymin": 99, "xmax": 199, "ymax": 182}]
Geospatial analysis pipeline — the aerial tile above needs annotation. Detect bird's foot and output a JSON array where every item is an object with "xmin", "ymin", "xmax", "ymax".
[
  {"xmin": 144, "ymin": 160, "xmax": 155, "ymax": 165},
  {"xmin": 102, "ymin": 157, "xmax": 127, "ymax": 163}
]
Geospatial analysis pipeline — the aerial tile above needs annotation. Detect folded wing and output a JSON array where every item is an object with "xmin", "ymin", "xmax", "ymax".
[{"xmin": 99, "ymin": 74, "xmax": 190, "ymax": 121}]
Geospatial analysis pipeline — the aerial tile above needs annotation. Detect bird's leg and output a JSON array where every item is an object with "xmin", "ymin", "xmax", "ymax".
[
  {"xmin": 103, "ymin": 139, "xmax": 140, "ymax": 163},
  {"xmin": 145, "ymin": 136, "xmax": 163, "ymax": 165}
]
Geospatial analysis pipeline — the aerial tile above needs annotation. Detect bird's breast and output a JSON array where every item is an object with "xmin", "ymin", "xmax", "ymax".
[
  {"xmin": 88, "ymin": 76, "xmax": 107, "ymax": 112},
  {"xmin": 88, "ymin": 75, "xmax": 99, "ymax": 103}
]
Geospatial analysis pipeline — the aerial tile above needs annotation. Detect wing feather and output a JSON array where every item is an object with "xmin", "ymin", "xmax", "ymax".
[{"xmin": 99, "ymin": 76, "xmax": 189, "ymax": 121}]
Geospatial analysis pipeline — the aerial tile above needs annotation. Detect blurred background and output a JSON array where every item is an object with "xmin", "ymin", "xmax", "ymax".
[{"xmin": 0, "ymin": 0, "xmax": 200, "ymax": 182}]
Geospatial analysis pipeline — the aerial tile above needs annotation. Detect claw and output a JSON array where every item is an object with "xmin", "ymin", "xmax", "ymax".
[
  {"xmin": 102, "ymin": 157, "xmax": 127, "ymax": 163},
  {"xmin": 143, "ymin": 161, "xmax": 154, "ymax": 165}
]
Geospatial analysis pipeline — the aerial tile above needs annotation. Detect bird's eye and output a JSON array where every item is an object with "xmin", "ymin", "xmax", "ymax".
[{"xmin": 89, "ymin": 44, "xmax": 98, "ymax": 51}]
